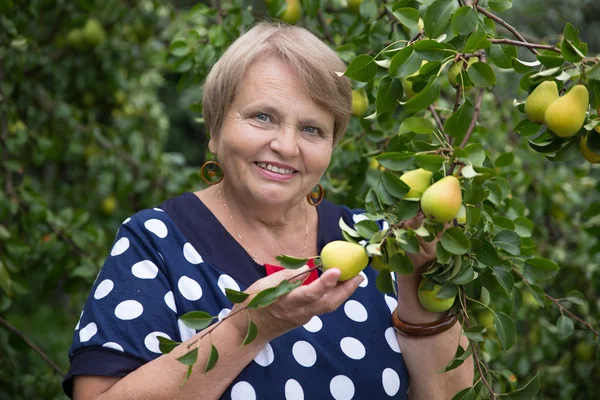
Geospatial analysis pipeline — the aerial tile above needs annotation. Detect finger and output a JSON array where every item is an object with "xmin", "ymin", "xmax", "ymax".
[
  {"xmin": 314, "ymin": 274, "xmax": 364, "ymax": 315},
  {"xmin": 248, "ymin": 265, "xmax": 312, "ymax": 292},
  {"xmin": 285, "ymin": 268, "xmax": 341, "ymax": 307}
]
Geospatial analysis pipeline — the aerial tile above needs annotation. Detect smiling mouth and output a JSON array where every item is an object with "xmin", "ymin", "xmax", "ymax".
[{"xmin": 255, "ymin": 162, "xmax": 297, "ymax": 175}]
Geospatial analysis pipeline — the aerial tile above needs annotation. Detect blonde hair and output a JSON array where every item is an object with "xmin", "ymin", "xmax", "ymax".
[{"xmin": 202, "ymin": 21, "xmax": 352, "ymax": 144}]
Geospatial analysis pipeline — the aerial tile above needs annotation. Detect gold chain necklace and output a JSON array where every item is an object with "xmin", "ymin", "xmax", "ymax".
[{"xmin": 217, "ymin": 183, "xmax": 309, "ymax": 264}]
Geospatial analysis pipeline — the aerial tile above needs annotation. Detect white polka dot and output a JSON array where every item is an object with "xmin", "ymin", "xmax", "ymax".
[
  {"xmin": 231, "ymin": 381, "xmax": 256, "ymax": 400},
  {"xmin": 122, "ymin": 217, "xmax": 131, "ymax": 225},
  {"xmin": 285, "ymin": 379, "xmax": 304, "ymax": 400},
  {"xmin": 352, "ymin": 214, "xmax": 369, "ymax": 224},
  {"xmin": 75, "ymin": 311, "xmax": 83, "ymax": 330},
  {"xmin": 178, "ymin": 276, "xmax": 203, "ymax": 301},
  {"xmin": 384, "ymin": 295, "xmax": 397, "ymax": 313},
  {"xmin": 164, "ymin": 291, "xmax": 177, "ymax": 313},
  {"xmin": 218, "ymin": 308, "xmax": 231, "ymax": 321},
  {"xmin": 218, "ymin": 274, "xmax": 240, "ymax": 295},
  {"xmin": 292, "ymin": 341, "xmax": 317, "ymax": 367},
  {"xmin": 111, "ymin": 237, "xmax": 130, "ymax": 256},
  {"xmin": 131, "ymin": 260, "xmax": 159, "ymax": 279},
  {"xmin": 254, "ymin": 343, "xmax": 274, "ymax": 367},
  {"xmin": 340, "ymin": 337, "xmax": 366, "ymax": 360},
  {"xmin": 144, "ymin": 331, "xmax": 171, "ymax": 354},
  {"xmin": 115, "ymin": 300, "xmax": 144, "ymax": 320},
  {"xmin": 303, "ymin": 316, "xmax": 323, "ymax": 333},
  {"xmin": 358, "ymin": 271, "xmax": 368, "ymax": 287},
  {"xmin": 103, "ymin": 342, "xmax": 124, "ymax": 352},
  {"xmin": 391, "ymin": 271, "xmax": 396, "ymax": 282},
  {"xmin": 183, "ymin": 242, "xmax": 203, "ymax": 264},
  {"xmin": 144, "ymin": 219, "xmax": 168, "ymax": 238},
  {"xmin": 382, "ymin": 368, "xmax": 401, "ymax": 396},
  {"xmin": 344, "ymin": 300, "xmax": 368, "ymax": 322},
  {"xmin": 330, "ymin": 375, "xmax": 355, "ymax": 400},
  {"xmin": 178, "ymin": 318, "xmax": 196, "ymax": 342},
  {"xmin": 153, "ymin": 207, "xmax": 164, "ymax": 212},
  {"xmin": 79, "ymin": 322, "xmax": 97, "ymax": 342},
  {"xmin": 94, "ymin": 279, "xmax": 114, "ymax": 300},
  {"xmin": 385, "ymin": 327, "xmax": 401, "ymax": 353},
  {"xmin": 382, "ymin": 221, "xmax": 390, "ymax": 230}
]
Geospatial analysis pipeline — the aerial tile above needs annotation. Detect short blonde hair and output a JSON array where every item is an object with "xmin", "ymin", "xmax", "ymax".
[{"xmin": 202, "ymin": 21, "xmax": 352, "ymax": 144}]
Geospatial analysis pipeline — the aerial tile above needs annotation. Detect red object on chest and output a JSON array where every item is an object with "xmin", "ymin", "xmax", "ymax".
[{"xmin": 264, "ymin": 258, "xmax": 318, "ymax": 286}]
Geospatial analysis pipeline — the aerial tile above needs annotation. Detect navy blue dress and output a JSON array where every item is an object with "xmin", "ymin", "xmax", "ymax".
[{"xmin": 63, "ymin": 192, "xmax": 410, "ymax": 399}]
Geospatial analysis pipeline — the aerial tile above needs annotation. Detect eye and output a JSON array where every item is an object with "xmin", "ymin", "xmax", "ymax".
[
  {"xmin": 303, "ymin": 126, "xmax": 320, "ymax": 135},
  {"xmin": 255, "ymin": 113, "xmax": 271, "ymax": 122}
]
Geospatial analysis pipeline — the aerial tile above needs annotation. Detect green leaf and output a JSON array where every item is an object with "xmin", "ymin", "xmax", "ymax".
[
  {"xmin": 414, "ymin": 154, "xmax": 445, "ymax": 172},
  {"xmin": 382, "ymin": 171, "xmax": 410, "ymax": 198},
  {"xmin": 489, "ymin": 44, "xmax": 518, "ymax": 69},
  {"xmin": 493, "ymin": 266, "xmax": 514, "ymax": 295},
  {"xmin": 489, "ymin": 0, "xmax": 513, "ymax": 12},
  {"xmin": 180, "ymin": 311, "xmax": 214, "ymax": 330},
  {"xmin": 242, "ymin": 320, "xmax": 258, "ymax": 346},
  {"xmin": 493, "ymin": 216, "xmax": 515, "ymax": 231},
  {"xmin": 449, "ymin": 267, "xmax": 477, "ymax": 285},
  {"xmin": 376, "ymin": 152, "xmax": 415, "ymax": 171},
  {"xmin": 275, "ymin": 255, "xmax": 309, "ymax": 269},
  {"xmin": 503, "ymin": 371, "xmax": 541, "ymax": 400},
  {"xmin": 474, "ymin": 240, "xmax": 501, "ymax": 266},
  {"xmin": 205, "ymin": 344, "xmax": 219, "ymax": 372},
  {"xmin": 355, "ymin": 219, "xmax": 381, "ymax": 239},
  {"xmin": 588, "ymin": 63, "xmax": 600, "ymax": 81},
  {"xmin": 466, "ymin": 205, "xmax": 481, "ymax": 229},
  {"xmin": 388, "ymin": 253, "xmax": 414, "ymax": 275},
  {"xmin": 247, "ymin": 287, "xmax": 277, "ymax": 308},
  {"xmin": 169, "ymin": 38, "xmax": 190, "ymax": 57},
  {"xmin": 537, "ymin": 53, "xmax": 565, "ymax": 68},
  {"xmin": 0, "ymin": 224, "xmax": 11, "ymax": 240},
  {"xmin": 393, "ymin": 8, "xmax": 420, "ymax": 32},
  {"xmin": 345, "ymin": 55, "xmax": 377, "ymax": 82},
  {"xmin": 463, "ymin": 24, "xmax": 491, "ymax": 53},
  {"xmin": 413, "ymin": 40, "xmax": 447, "ymax": 62},
  {"xmin": 524, "ymin": 257, "xmax": 560, "ymax": 282},
  {"xmin": 444, "ymin": 99, "xmax": 474, "ymax": 140},
  {"xmin": 451, "ymin": 6, "xmax": 477, "ymax": 36},
  {"xmin": 225, "ymin": 288, "xmax": 249, "ymax": 304},
  {"xmin": 376, "ymin": 271, "xmax": 396, "ymax": 295},
  {"xmin": 177, "ymin": 347, "xmax": 199, "ymax": 366},
  {"xmin": 390, "ymin": 47, "xmax": 422, "ymax": 78},
  {"xmin": 467, "ymin": 62, "xmax": 496, "ymax": 88},
  {"xmin": 398, "ymin": 117, "xmax": 435, "ymax": 135},
  {"xmin": 403, "ymin": 76, "xmax": 441, "ymax": 112},
  {"xmin": 452, "ymin": 387, "xmax": 476, "ymax": 400},
  {"xmin": 462, "ymin": 325, "xmax": 485, "ymax": 342},
  {"xmin": 440, "ymin": 228, "xmax": 471, "ymax": 255},
  {"xmin": 424, "ymin": 0, "xmax": 458, "ymax": 39},
  {"xmin": 513, "ymin": 119, "xmax": 541, "ymax": 137},
  {"xmin": 557, "ymin": 315, "xmax": 574, "ymax": 339},
  {"xmin": 493, "ymin": 230, "xmax": 521, "ymax": 256},
  {"xmin": 436, "ymin": 241, "xmax": 452, "ymax": 264},
  {"xmin": 565, "ymin": 290, "xmax": 584, "ymax": 305},
  {"xmin": 439, "ymin": 344, "xmax": 472, "ymax": 373},
  {"xmin": 495, "ymin": 311, "xmax": 516, "ymax": 350},
  {"xmin": 513, "ymin": 217, "xmax": 533, "ymax": 238},
  {"xmin": 376, "ymin": 76, "xmax": 403, "ymax": 115},
  {"xmin": 158, "ymin": 337, "xmax": 180, "ymax": 354},
  {"xmin": 395, "ymin": 200, "xmax": 420, "ymax": 221},
  {"xmin": 339, "ymin": 217, "xmax": 362, "ymax": 238}
]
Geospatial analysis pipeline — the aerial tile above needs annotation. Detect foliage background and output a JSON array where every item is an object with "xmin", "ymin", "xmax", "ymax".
[{"xmin": 0, "ymin": 0, "xmax": 598, "ymax": 399}]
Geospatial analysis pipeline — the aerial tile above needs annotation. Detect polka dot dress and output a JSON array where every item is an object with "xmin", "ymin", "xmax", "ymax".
[{"xmin": 64, "ymin": 194, "xmax": 409, "ymax": 399}]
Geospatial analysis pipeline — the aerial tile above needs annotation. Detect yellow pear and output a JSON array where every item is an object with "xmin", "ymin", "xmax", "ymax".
[
  {"xmin": 420, "ymin": 176, "xmax": 462, "ymax": 223},
  {"xmin": 403, "ymin": 60, "xmax": 428, "ymax": 99},
  {"xmin": 544, "ymin": 84, "xmax": 589, "ymax": 138},
  {"xmin": 447, "ymin": 57, "xmax": 477, "ymax": 88},
  {"xmin": 348, "ymin": 0, "xmax": 363, "ymax": 13},
  {"xmin": 400, "ymin": 168, "xmax": 432, "ymax": 199},
  {"xmin": 351, "ymin": 89, "xmax": 369, "ymax": 117},
  {"xmin": 280, "ymin": 0, "xmax": 302, "ymax": 25},
  {"xmin": 580, "ymin": 134, "xmax": 600, "ymax": 164},
  {"xmin": 524, "ymin": 81, "xmax": 559, "ymax": 123},
  {"xmin": 418, "ymin": 278, "xmax": 456, "ymax": 313},
  {"xmin": 321, "ymin": 241, "xmax": 369, "ymax": 281},
  {"xmin": 82, "ymin": 18, "xmax": 106, "ymax": 46}
]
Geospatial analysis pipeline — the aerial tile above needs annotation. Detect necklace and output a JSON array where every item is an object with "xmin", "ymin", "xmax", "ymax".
[{"xmin": 217, "ymin": 184, "xmax": 309, "ymax": 264}]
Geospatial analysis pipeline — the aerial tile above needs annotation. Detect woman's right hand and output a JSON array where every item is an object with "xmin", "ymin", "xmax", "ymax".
[{"xmin": 228, "ymin": 266, "xmax": 363, "ymax": 343}]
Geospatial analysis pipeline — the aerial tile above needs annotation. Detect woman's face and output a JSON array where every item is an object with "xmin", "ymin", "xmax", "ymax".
[{"xmin": 211, "ymin": 55, "xmax": 335, "ymax": 207}]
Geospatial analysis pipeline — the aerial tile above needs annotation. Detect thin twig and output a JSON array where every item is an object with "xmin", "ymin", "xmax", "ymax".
[
  {"xmin": 459, "ymin": 87, "xmax": 485, "ymax": 149},
  {"xmin": 453, "ymin": 86, "xmax": 463, "ymax": 113},
  {"xmin": 0, "ymin": 315, "xmax": 66, "ymax": 377},
  {"xmin": 513, "ymin": 269, "xmax": 599, "ymax": 337},
  {"xmin": 475, "ymin": 6, "xmax": 539, "ymax": 56},
  {"xmin": 489, "ymin": 38, "xmax": 560, "ymax": 53},
  {"xmin": 428, "ymin": 106, "xmax": 445, "ymax": 133}
]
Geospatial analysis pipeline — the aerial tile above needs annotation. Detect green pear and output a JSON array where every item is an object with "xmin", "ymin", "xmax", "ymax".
[
  {"xmin": 280, "ymin": 0, "xmax": 302, "ymax": 24},
  {"xmin": 420, "ymin": 176, "xmax": 462, "ymax": 223},
  {"xmin": 524, "ymin": 81, "xmax": 559, "ymax": 123},
  {"xmin": 351, "ymin": 89, "xmax": 369, "ymax": 117},
  {"xmin": 580, "ymin": 133, "xmax": 600, "ymax": 164},
  {"xmin": 348, "ymin": 0, "xmax": 363, "ymax": 13},
  {"xmin": 400, "ymin": 168, "xmax": 432, "ymax": 199},
  {"xmin": 544, "ymin": 84, "xmax": 589, "ymax": 138},
  {"xmin": 321, "ymin": 240, "xmax": 369, "ymax": 281},
  {"xmin": 82, "ymin": 18, "xmax": 106, "ymax": 46},
  {"xmin": 418, "ymin": 278, "xmax": 455, "ymax": 313},
  {"xmin": 447, "ymin": 57, "xmax": 477, "ymax": 88}
]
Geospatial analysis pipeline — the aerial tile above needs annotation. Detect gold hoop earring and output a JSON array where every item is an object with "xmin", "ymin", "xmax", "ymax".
[
  {"xmin": 201, "ymin": 156, "xmax": 224, "ymax": 185},
  {"xmin": 306, "ymin": 184, "xmax": 324, "ymax": 206}
]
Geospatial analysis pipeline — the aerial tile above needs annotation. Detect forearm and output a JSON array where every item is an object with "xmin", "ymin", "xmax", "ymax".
[{"xmin": 93, "ymin": 318, "xmax": 266, "ymax": 400}]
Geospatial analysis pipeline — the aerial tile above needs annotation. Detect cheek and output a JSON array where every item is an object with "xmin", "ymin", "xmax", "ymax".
[{"xmin": 306, "ymin": 145, "xmax": 333, "ymax": 173}]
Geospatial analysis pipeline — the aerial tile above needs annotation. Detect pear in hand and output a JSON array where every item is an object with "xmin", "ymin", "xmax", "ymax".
[
  {"xmin": 544, "ymin": 84, "xmax": 589, "ymax": 138},
  {"xmin": 321, "ymin": 241, "xmax": 369, "ymax": 281},
  {"xmin": 420, "ymin": 176, "xmax": 462, "ymax": 223},
  {"xmin": 400, "ymin": 168, "xmax": 432, "ymax": 199},
  {"xmin": 524, "ymin": 81, "xmax": 559, "ymax": 123}
]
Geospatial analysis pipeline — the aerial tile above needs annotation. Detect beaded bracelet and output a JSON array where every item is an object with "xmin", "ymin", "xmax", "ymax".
[{"xmin": 392, "ymin": 307, "xmax": 458, "ymax": 336}]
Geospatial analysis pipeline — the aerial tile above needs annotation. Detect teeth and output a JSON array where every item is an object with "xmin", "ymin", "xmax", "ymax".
[{"xmin": 257, "ymin": 162, "xmax": 294, "ymax": 174}]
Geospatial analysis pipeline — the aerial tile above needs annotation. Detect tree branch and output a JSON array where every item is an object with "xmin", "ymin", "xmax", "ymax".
[
  {"xmin": 459, "ymin": 87, "xmax": 485, "ymax": 149},
  {"xmin": 0, "ymin": 315, "xmax": 66, "ymax": 377},
  {"xmin": 489, "ymin": 38, "xmax": 560, "ymax": 53},
  {"xmin": 475, "ymin": 6, "xmax": 539, "ymax": 56},
  {"xmin": 428, "ymin": 105, "xmax": 445, "ymax": 134},
  {"xmin": 317, "ymin": 11, "xmax": 334, "ymax": 44}
]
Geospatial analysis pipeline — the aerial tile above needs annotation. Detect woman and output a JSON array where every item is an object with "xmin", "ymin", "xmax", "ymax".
[{"xmin": 64, "ymin": 22, "xmax": 473, "ymax": 399}]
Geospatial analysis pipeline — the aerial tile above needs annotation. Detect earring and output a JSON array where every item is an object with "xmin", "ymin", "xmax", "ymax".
[
  {"xmin": 201, "ymin": 155, "xmax": 224, "ymax": 185},
  {"xmin": 306, "ymin": 184, "xmax": 324, "ymax": 206}
]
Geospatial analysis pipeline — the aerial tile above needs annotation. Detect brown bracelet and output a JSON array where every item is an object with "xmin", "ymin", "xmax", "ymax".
[{"xmin": 391, "ymin": 307, "xmax": 458, "ymax": 336}]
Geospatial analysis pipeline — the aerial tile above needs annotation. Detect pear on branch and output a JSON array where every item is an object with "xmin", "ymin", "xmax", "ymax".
[
  {"xmin": 400, "ymin": 168, "xmax": 432, "ymax": 199},
  {"xmin": 420, "ymin": 176, "xmax": 462, "ymax": 223},
  {"xmin": 524, "ymin": 81, "xmax": 559, "ymax": 123},
  {"xmin": 544, "ymin": 84, "xmax": 589, "ymax": 138}
]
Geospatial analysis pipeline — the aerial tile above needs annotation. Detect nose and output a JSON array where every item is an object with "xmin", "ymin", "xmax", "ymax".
[{"xmin": 269, "ymin": 123, "xmax": 300, "ymax": 158}]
